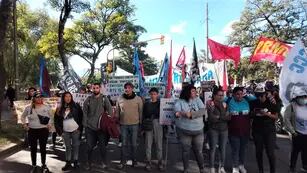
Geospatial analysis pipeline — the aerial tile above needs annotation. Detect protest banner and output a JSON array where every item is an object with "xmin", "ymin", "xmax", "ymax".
[
  {"xmin": 251, "ymin": 36, "xmax": 291, "ymax": 63},
  {"xmin": 58, "ymin": 69, "xmax": 82, "ymax": 93},
  {"xmin": 279, "ymin": 39, "xmax": 307, "ymax": 106},
  {"xmin": 144, "ymin": 83, "xmax": 165, "ymax": 98},
  {"xmin": 106, "ymin": 75, "xmax": 139, "ymax": 100},
  {"xmin": 159, "ymin": 98, "xmax": 176, "ymax": 125},
  {"xmin": 72, "ymin": 93, "xmax": 91, "ymax": 108}
]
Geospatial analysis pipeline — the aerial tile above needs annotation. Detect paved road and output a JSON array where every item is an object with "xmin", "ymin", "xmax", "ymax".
[{"xmin": 0, "ymin": 132, "xmax": 303, "ymax": 173}]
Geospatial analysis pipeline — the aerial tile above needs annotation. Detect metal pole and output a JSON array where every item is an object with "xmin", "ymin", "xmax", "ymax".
[
  {"xmin": 206, "ymin": 2, "xmax": 209, "ymax": 63},
  {"xmin": 13, "ymin": 0, "xmax": 18, "ymax": 100}
]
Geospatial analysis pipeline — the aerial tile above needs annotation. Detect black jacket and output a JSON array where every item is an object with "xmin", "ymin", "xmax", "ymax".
[{"xmin": 54, "ymin": 102, "xmax": 83, "ymax": 135}]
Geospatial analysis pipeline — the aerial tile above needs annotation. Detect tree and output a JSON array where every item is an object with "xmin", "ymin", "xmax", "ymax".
[
  {"xmin": 0, "ymin": 0, "xmax": 13, "ymax": 129},
  {"xmin": 227, "ymin": 0, "xmax": 307, "ymax": 82},
  {"xmin": 229, "ymin": 0, "xmax": 307, "ymax": 49},
  {"xmin": 48, "ymin": 0, "xmax": 89, "ymax": 70},
  {"xmin": 115, "ymin": 47, "xmax": 158, "ymax": 75},
  {"xmin": 68, "ymin": 0, "xmax": 146, "ymax": 83}
]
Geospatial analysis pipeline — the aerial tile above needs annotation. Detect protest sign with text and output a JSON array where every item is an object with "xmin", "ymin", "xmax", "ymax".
[{"xmin": 159, "ymin": 98, "xmax": 176, "ymax": 125}]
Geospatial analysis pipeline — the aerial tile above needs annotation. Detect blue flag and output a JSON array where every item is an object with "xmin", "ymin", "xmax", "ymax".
[
  {"xmin": 39, "ymin": 57, "xmax": 51, "ymax": 97},
  {"xmin": 133, "ymin": 48, "xmax": 145, "ymax": 96},
  {"xmin": 158, "ymin": 53, "xmax": 169, "ymax": 85}
]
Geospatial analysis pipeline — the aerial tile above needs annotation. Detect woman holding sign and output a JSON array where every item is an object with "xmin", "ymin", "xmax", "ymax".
[{"xmin": 174, "ymin": 84, "xmax": 206, "ymax": 173}]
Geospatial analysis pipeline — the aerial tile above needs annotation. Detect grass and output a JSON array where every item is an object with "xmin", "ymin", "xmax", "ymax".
[{"xmin": 0, "ymin": 120, "xmax": 24, "ymax": 147}]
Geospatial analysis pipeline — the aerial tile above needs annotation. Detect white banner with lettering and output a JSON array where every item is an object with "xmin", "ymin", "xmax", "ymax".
[
  {"xmin": 159, "ymin": 98, "xmax": 177, "ymax": 125},
  {"xmin": 279, "ymin": 40, "xmax": 306, "ymax": 106}
]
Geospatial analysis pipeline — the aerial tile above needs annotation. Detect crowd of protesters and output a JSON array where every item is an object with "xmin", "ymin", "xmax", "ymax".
[{"xmin": 18, "ymin": 80, "xmax": 307, "ymax": 173}]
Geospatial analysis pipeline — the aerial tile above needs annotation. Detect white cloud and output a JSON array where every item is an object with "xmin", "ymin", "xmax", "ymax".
[
  {"xmin": 222, "ymin": 20, "xmax": 238, "ymax": 36},
  {"xmin": 170, "ymin": 21, "xmax": 187, "ymax": 34}
]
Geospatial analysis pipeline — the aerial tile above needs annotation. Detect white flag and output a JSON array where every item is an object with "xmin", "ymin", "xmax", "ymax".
[{"xmin": 279, "ymin": 39, "xmax": 307, "ymax": 106}]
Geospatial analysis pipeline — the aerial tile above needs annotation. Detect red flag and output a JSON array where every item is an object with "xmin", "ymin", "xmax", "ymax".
[
  {"xmin": 139, "ymin": 61, "xmax": 145, "ymax": 78},
  {"xmin": 176, "ymin": 46, "xmax": 186, "ymax": 82},
  {"xmin": 250, "ymin": 36, "xmax": 291, "ymax": 63},
  {"xmin": 208, "ymin": 38, "xmax": 240, "ymax": 68},
  {"xmin": 176, "ymin": 46, "xmax": 186, "ymax": 69},
  {"xmin": 166, "ymin": 40, "xmax": 173, "ymax": 98}
]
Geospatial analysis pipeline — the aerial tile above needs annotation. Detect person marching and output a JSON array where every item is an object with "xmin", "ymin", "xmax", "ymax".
[
  {"xmin": 83, "ymin": 83, "xmax": 113, "ymax": 170},
  {"xmin": 250, "ymin": 87, "xmax": 278, "ymax": 173},
  {"xmin": 174, "ymin": 84, "xmax": 206, "ymax": 173},
  {"xmin": 284, "ymin": 93, "xmax": 307, "ymax": 173},
  {"xmin": 207, "ymin": 88, "xmax": 231, "ymax": 173},
  {"xmin": 143, "ymin": 87, "xmax": 164, "ymax": 171},
  {"xmin": 21, "ymin": 92, "xmax": 52, "ymax": 173},
  {"xmin": 54, "ymin": 91, "xmax": 83, "ymax": 171},
  {"xmin": 116, "ymin": 82, "xmax": 143, "ymax": 169}
]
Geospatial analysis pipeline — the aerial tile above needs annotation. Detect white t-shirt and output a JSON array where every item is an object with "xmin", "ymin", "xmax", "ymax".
[
  {"xmin": 21, "ymin": 105, "xmax": 51, "ymax": 129},
  {"xmin": 63, "ymin": 110, "xmax": 79, "ymax": 132},
  {"xmin": 294, "ymin": 105, "xmax": 307, "ymax": 135}
]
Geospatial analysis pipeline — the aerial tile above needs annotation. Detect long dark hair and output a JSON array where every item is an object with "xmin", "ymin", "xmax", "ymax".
[
  {"xmin": 179, "ymin": 84, "xmax": 196, "ymax": 102},
  {"xmin": 59, "ymin": 91, "xmax": 75, "ymax": 116}
]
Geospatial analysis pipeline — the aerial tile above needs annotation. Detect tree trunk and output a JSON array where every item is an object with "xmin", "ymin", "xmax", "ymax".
[
  {"xmin": 87, "ymin": 63, "xmax": 95, "ymax": 84},
  {"xmin": 0, "ymin": 0, "xmax": 13, "ymax": 130},
  {"xmin": 58, "ymin": 0, "xmax": 72, "ymax": 70}
]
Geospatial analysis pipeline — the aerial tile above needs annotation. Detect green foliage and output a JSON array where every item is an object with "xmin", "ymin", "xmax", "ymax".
[
  {"xmin": 116, "ymin": 47, "xmax": 158, "ymax": 75},
  {"xmin": 67, "ymin": 0, "xmax": 153, "ymax": 83},
  {"xmin": 3, "ymin": 2, "xmax": 61, "ymax": 89},
  {"xmin": 227, "ymin": 0, "xmax": 307, "ymax": 82}
]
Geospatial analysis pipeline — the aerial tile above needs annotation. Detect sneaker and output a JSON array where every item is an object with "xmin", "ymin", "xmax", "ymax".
[
  {"xmin": 62, "ymin": 162, "xmax": 72, "ymax": 171},
  {"xmin": 117, "ymin": 163, "xmax": 126, "ymax": 170},
  {"xmin": 301, "ymin": 167, "xmax": 307, "ymax": 172},
  {"xmin": 73, "ymin": 161, "xmax": 80, "ymax": 169},
  {"xmin": 96, "ymin": 162, "xmax": 108, "ymax": 170},
  {"xmin": 30, "ymin": 166, "xmax": 38, "ymax": 173},
  {"xmin": 232, "ymin": 167, "xmax": 240, "ymax": 173},
  {"xmin": 219, "ymin": 167, "xmax": 226, "ymax": 173},
  {"xmin": 158, "ymin": 163, "xmax": 165, "ymax": 171},
  {"xmin": 83, "ymin": 163, "xmax": 92, "ymax": 171},
  {"xmin": 239, "ymin": 165, "xmax": 247, "ymax": 173},
  {"xmin": 42, "ymin": 165, "xmax": 50, "ymax": 173},
  {"xmin": 210, "ymin": 168, "xmax": 215, "ymax": 173},
  {"xmin": 145, "ymin": 164, "xmax": 152, "ymax": 171},
  {"xmin": 132, "ymin": 161, "xmax": 138, "ymax": 168}
]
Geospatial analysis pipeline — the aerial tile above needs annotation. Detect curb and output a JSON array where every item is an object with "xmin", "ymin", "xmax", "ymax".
[{"xmin": 0, "ymin": 141, "xmax": 23, "ymax": 158}]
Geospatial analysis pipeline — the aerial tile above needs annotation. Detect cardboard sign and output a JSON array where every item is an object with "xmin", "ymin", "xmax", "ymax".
[
  {"xmin": 106, "ymin": 76, "xmax": 139, "ymax": 100},
  {"xmin": 144, "ymin": 83, "xmax": 165, "ymax": 98},
  {"xmin": 159, "ymin": 98, "xmax": 177, "ymax": 125},
  {"xmin": 72, "ymin": 93, "xmax": 91, "ymax": 108}
]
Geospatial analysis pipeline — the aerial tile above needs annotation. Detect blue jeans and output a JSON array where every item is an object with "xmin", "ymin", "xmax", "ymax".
[
  {"xmin": 209, "ymin": 129, "xmax": 228, "ymax": 168},
  {"xmin": 63, "ymin": 130, "xmax": 80, "ymax": 162},
  {"xmin": 229, "ymin": 135, "xmax": 249, "ymax": 167},
  {"xmin": 120, "ymin": 124, "xmax": 139, "ymax": 163},
  {"xmin": 86, "ymin": 127, "xmax": 109, "ymax": 164},
  {"xmin": 177, "ymin": 128, "xmax": 204, "ymax": 171}
]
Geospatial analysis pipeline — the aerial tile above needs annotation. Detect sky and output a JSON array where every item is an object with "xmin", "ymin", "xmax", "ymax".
[{"xmin": 26, "ymin": 0, "xmax": 246, "ymax": 76}]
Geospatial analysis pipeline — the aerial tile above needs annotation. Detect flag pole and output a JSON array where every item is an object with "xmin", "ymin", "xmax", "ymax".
[{"xmin": 206, "ymin": 2, "xmax": 209, "ymax": 63}]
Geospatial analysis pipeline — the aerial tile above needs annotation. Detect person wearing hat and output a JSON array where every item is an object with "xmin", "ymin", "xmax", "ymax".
[
  {"xmin": 250, "ymin": 86, "xmax": 278, "ymax": 173},
  {"xmin": 142, "ymin": 87, "xmax": 164, "ymax": 171},
  {"xmin": 116, "ymin": 82, "xmax": 143, "ymax": 169},
  {"xmin": 21, "ymin": 92, "xmax": 53, "ymax": 173},
  {"xmin": 284, "ymin": 87, "xmax": 307, "ymax": 173}
]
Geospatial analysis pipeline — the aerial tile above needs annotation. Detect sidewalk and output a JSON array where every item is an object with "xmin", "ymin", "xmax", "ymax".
[{"xmin": 0, "ymin": 99, "xmax": 23, "ymax": 157}]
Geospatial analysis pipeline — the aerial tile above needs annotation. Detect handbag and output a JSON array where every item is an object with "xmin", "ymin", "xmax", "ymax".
[
  {"xmin": 32, "ymin": 108, "xmax": 50, "ymax": 125},
  {"xmin": 98, "ymin": 112, "xmax": 120, "ymax": 138},
  {"xmin": 37, "ymin": 114, "xmax": 50, "ymax": 125}
]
